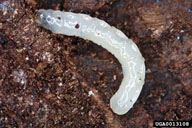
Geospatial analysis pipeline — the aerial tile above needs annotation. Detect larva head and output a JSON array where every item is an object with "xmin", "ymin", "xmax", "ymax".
[{"xmin": 35, "ymin": 9, "xmax": 54, "ymax": 30}]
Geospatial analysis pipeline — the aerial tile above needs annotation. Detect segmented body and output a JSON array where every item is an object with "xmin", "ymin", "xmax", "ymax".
[{"xmin": 36, "ymin": 9, "xmax": 145, "ymax": 115}]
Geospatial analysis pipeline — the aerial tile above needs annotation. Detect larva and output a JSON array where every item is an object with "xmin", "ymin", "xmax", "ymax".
[{"xmin": 36, "ymin": 9, "xmax": 145, "ymax": 115}]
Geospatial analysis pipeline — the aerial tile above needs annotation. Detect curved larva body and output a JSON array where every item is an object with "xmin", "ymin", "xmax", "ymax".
[{"xmin": 36, "ymin": 9, "xmax": 145, "ymax": 115}]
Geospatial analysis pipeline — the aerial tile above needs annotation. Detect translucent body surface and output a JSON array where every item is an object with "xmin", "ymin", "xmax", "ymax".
[{"xmin": 36, "ymin": 9, "xmax": 146, "ymax": 115}]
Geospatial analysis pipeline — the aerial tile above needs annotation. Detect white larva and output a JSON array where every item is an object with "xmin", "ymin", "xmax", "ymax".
[{"xmin": 36, "ymin": 9, "xmax": 146, "ymax": 115}]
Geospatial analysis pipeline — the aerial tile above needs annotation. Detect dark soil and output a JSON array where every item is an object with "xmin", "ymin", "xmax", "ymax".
[{"xmin": 0, "ymin": 0, "xmax": 191, "ymax": 127}]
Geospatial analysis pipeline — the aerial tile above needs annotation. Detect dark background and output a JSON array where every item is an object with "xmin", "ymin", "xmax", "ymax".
[{"xmin": 0, "ymin": 0, "xmax": 191, "ymax": 127}]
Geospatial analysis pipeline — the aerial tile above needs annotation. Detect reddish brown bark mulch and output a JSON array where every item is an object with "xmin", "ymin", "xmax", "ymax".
[{"xmin": 0, "ymin": 0, "xmax": 191, "ymax": 127}]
